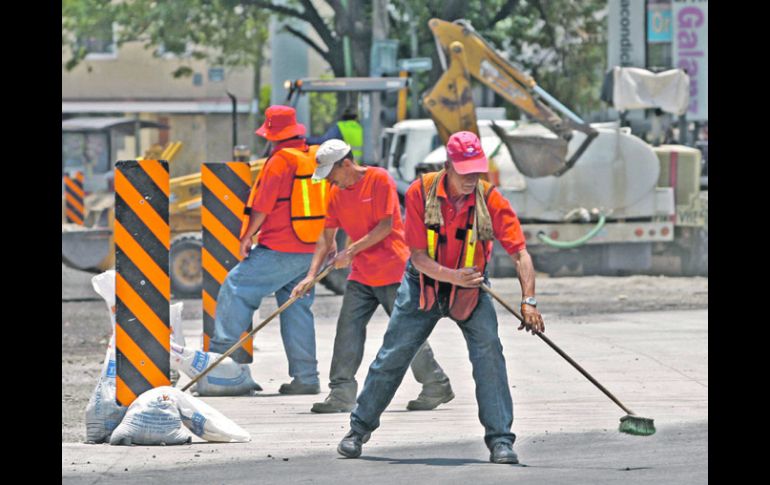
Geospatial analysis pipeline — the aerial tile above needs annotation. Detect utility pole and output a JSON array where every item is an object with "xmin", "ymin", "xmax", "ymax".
[
  {"xmin": 370, "ymin": 0, "xmax": 389, "ymax": 165},
  {"xmin": 408, "ymin": 5, "xmax": 420, "ymax": 119}
]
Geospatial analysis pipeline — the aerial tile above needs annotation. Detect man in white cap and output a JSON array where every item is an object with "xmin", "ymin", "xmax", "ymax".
[
  {"xmin": 291, "ymin": 139, "xmax": 454, "ymax": 414},
  {"xmin": 336, "ymin": 131, "xmax": 545, "ymax": 464}
]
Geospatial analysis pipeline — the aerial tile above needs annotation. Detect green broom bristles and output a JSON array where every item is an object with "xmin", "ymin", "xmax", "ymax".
[{"xmin": 619, "ymin": 414, "xmax": 656, "ymax": 436}]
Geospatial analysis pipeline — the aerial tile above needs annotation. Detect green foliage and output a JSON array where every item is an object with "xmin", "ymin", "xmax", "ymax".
[
  {"xmin": 309, "ymin": 91, "xmax": 338, "ymax": 135},
  {"xmin": 63, "ymin": 0, "xmax": 608, "ymax": 119},
  {"xmin": 259, "ymin": 85, "xmax": 272, "ymax": 115},
  {"xmin": 389, "ymin": 0, "xmax": 608, "ymax": 116},
  {"xmin": 62, "ymin": 0, "xmax": 270, "ymax": 74}
]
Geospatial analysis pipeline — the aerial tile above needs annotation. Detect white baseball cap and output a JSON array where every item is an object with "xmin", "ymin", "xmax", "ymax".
[{"xmin": 313, "ymin": 139, "xmax": 352, "ymax": 180}]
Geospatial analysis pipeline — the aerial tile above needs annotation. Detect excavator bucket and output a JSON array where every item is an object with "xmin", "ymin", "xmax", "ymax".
[
  {"xmin": 62, "ymin": 224, "xmax": 114, "ymax": 272},
  {"xmin": 489, "ymin": 122, "xmax": 571, "ymax": 178}
]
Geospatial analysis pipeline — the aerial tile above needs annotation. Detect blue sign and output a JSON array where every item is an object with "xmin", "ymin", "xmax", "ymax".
[
  {"xmin": 648, "ymin": 6, "xmax": 673, "ymax": 43},
  {"xmin": 398, "ymin": 57, "xmax": 433, "ymax": 73}
]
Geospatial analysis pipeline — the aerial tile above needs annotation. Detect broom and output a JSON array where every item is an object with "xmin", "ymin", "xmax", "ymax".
[
  {"xmin": 181, "ymin": 262, "xmax": 336, "ymax": 393},
  {"xmin": 480, "ymin": 284, "xmax": 656, "ymax": 437}
]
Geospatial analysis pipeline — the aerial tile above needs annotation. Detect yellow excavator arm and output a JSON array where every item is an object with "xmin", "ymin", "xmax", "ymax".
[{"xmin": 423, "ymin": 18, "xmax": 598, "ymax": 177}]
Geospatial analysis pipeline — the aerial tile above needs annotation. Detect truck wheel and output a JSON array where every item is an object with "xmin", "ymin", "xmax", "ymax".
[{"xmin": 170, "ymin": 232, "xmax": 203, "ymax": 298}]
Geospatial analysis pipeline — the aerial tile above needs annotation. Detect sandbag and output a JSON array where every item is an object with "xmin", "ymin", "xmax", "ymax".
[
  {"xmin": 109, "ymin": 387, "xmax": 193, "ymax": 446},
  {"xmin": 85, "ymin": 272, "xmax": 187, "ymax": 442},
  {"xmin": 170, "ymin": 343, "xmax": 261, "ymax": 396},
  {"xmin": 169, "ymin": 302, "xmax": 185, "ymax": 386},
  {"xmin": 85, "ymin": 270, "xmax": 127, "ymax": 443},
  {"xmin": 109, "ymin": 387, "xmax": 250, "ymax": 445},
  {"xmin": 176, "ymin": 392, "xmax": 250, "ymax": 443}
]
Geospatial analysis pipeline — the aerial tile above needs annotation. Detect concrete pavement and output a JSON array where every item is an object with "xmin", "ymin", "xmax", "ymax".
[{"xmin": 62, "ymin": 303, "xmax": 707, "ymax": 484}]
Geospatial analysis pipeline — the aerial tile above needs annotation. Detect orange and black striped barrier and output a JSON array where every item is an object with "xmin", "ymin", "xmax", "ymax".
[
  {"xmin": 114, "ymin": 160, "xmax": 171, "ymax": 406},
  {"xmin": 201, "ymin": 162, "xmax": 254, "ymax": 363},
  {"xmin": 64, "ymin": 171, "xmax": 85, "ymax": 225}
]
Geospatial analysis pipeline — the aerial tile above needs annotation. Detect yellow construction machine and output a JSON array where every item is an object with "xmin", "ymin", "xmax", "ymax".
[
  {"xmin": 62, "ymin": 137, "xmax": 266, "ymax": 298},
  {"xmin": 422, "ymin": 18, "xmax": 599, "ymax": 178}
]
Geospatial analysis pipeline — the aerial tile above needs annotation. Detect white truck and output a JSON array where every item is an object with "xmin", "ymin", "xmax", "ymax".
[{"xmin": 380, "ymin": 116, "xmax": 707, "ymax": 277}]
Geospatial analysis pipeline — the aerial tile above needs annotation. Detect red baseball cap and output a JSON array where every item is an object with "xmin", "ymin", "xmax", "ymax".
[
  {"xmin": 256, "ymin": 105, "xmax": 306, "ymax": 141},
  {"xmin": 446, "ymin": 131, "xmax": 488, "ymax": 174}
]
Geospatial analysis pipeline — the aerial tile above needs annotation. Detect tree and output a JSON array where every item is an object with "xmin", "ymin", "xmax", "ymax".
[
  {"xmin": 244, "ymin": 0, "xmax": 375, "ymax": 79},
  {"xmin": 62, "ymin": 0, "xmax": 271, "ymax": 152},
  {"xmin": 387, "ymin": 0, "xmax": 608, "ymax": 117},
  {"xmin": 63, "ymin": 0, "xmax": 608, "ymax": 130}
]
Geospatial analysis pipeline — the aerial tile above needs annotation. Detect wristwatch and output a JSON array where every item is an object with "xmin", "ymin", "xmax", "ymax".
[{"xmin": 522, "ymin": 296, "xmax": 537, "ymax": 307}]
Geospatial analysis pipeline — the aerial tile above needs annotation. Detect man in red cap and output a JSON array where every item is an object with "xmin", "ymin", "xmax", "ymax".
[
  {"xmin": 336, "ymin": 131, "xmax": 545, "ymax": 464},
  {"xmin": 210, "ymin": 105, "xmax": 326, "ymax": 395}
]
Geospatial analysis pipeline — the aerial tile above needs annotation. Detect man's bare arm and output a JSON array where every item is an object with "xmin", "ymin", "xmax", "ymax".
[
  {"xmin": 239, "ymin": 211, "xmax": 268, "ymax": 259},
  {"xmin": 509, "ymin": 248, "xmax": 545, "ymax": 334}
]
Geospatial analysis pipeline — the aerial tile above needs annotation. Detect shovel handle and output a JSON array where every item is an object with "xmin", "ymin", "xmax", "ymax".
[
  {"xmin": 480, "ymin": 284, "xmax": 635, "ymax": 416},
  {"xmin": 181, "ymin": 263, "xmax": 336, "ymax": 392}
]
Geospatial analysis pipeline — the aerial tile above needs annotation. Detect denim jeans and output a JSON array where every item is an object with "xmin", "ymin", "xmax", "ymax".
[
  {"xmin": 327, "ymin": 280, "xmax": 451, "ymax": 403},
  {"xmin": 350, "ymin": 261, "xmax": 516, "ymax": 450},
  {"xmin": 210, "ymin": 245, "xmax": 319, "ymax": 385}
]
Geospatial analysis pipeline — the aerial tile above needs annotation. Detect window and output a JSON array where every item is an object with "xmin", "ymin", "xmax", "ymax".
[
  {"xmin": 78, "ymin": 19, "xmax": 116, "ymax": 59},
  {"xmin": 62, "ymin": 132, "xmax": 110, "ymax": 175},
  {"xmin": 208, "ymin": 68, "xmax": 225, "ymax": 82}
]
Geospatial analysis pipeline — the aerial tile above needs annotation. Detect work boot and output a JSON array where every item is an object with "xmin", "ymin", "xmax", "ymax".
[
  {"xmin": 489, "ymin": 442, "xmax": 519, "ymax": 464},
  {"xmin": 311, "ymin": 394, "xmax": 355, "ymax": 413},
  {"xmin": 278, "ymin": 380, "xmax": 321, "ymax": 395},
  {"xmin": 337, "ymin": 429, "xmax": 371, "ymax": 458},
  {"xmin": 406, "ymin": 386, "xmax": 455, "ymax": 411}
]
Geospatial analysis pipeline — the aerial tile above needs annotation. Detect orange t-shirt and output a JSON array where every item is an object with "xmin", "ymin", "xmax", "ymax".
[
  {"xmin": 404, "ymin": 172, "xmax": 526, "ymax": 268},
  {"xmin": 251, "ymin": 139, "xmax": 316, "ymax": 254},
  {"xmin": 325, "ymin": 167, "xmax": 409, "ymax": 287}
]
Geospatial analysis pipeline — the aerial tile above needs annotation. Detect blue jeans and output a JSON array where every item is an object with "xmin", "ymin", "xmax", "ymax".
[
  {"xmin": 350, "ymin": 261, "xmax": 516, "ymax": 450},
  {"xmin": 328, "ymin": 280, "xmax": 451, "ymax": 403},
  {"xmin": 210, "ymin": 245, "xmax": 319, "ymax": 385}
]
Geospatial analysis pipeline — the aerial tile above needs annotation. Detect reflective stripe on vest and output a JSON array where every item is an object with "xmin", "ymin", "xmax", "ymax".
[
  {"xmin": 418, "ymin": 171, "xmax": 494, "ymax": 322},
  {"xmin": 286, "ymin": 146, "xmax": 327, "ymax": 243},
  {"xmin": 464, "ymin": 228, "xmax": 476, "ymax": 268},
  {"xmin": 301, "ymin": 178, "xmax": 311, "ymax": 216},
  {"xmin": 421, "ymin": 172, "xmax": 488, "ymax": 269},
  {"xmin": 426, "ymin": 222, "xmax": 476, "ymax": 268},
  {"xmin": 427, "ymin": 229, "xmax": 437, "ymax": 259},
  {"xmin": 240, "ymin": 145, "xmax": 328, "ymax": 244},
  {"xmin": 337, "ymin": 120, "xmax": 363, "ymax": 160}
]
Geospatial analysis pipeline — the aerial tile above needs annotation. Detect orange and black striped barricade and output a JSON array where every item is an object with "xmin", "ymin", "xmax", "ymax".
[
  {"xmin": 201, "ymin": 162, "xmax": 254, "ymax": 363},
  {"xmin": 114, "ymin": 160, "xmax": 171, "ymax": 406},
  {"xmin": 64, "ymin": 171, "xmax": 85, "ymax": 225}
]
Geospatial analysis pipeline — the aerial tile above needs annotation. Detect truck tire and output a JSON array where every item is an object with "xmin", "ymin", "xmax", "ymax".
[{"xmin": 170, "ymin": 232, "xmax": 203, "ymax": 298}]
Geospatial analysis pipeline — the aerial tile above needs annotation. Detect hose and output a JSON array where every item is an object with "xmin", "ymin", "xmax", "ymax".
[{"xmin": 537, "ymin": 212, "xmax": 607, "ymax": 249}]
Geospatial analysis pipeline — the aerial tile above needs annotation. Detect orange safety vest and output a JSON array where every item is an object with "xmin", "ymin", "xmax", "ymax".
[
  {"xmin": 240, "ymin": 145, "xmax": 328, "ymax": 244},
  {"xmin": 418, "ymin": 172, "xmax": 494, "ymax": 322}
]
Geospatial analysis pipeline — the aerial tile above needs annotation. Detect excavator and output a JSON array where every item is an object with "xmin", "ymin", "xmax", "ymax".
[
  {"xmin": 411, "ymin": 18, "xmax": 706, "ymax": 276},
  {"xmin": 422, "ymin": 18, "xmax": 599, "ymax": 178}
]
